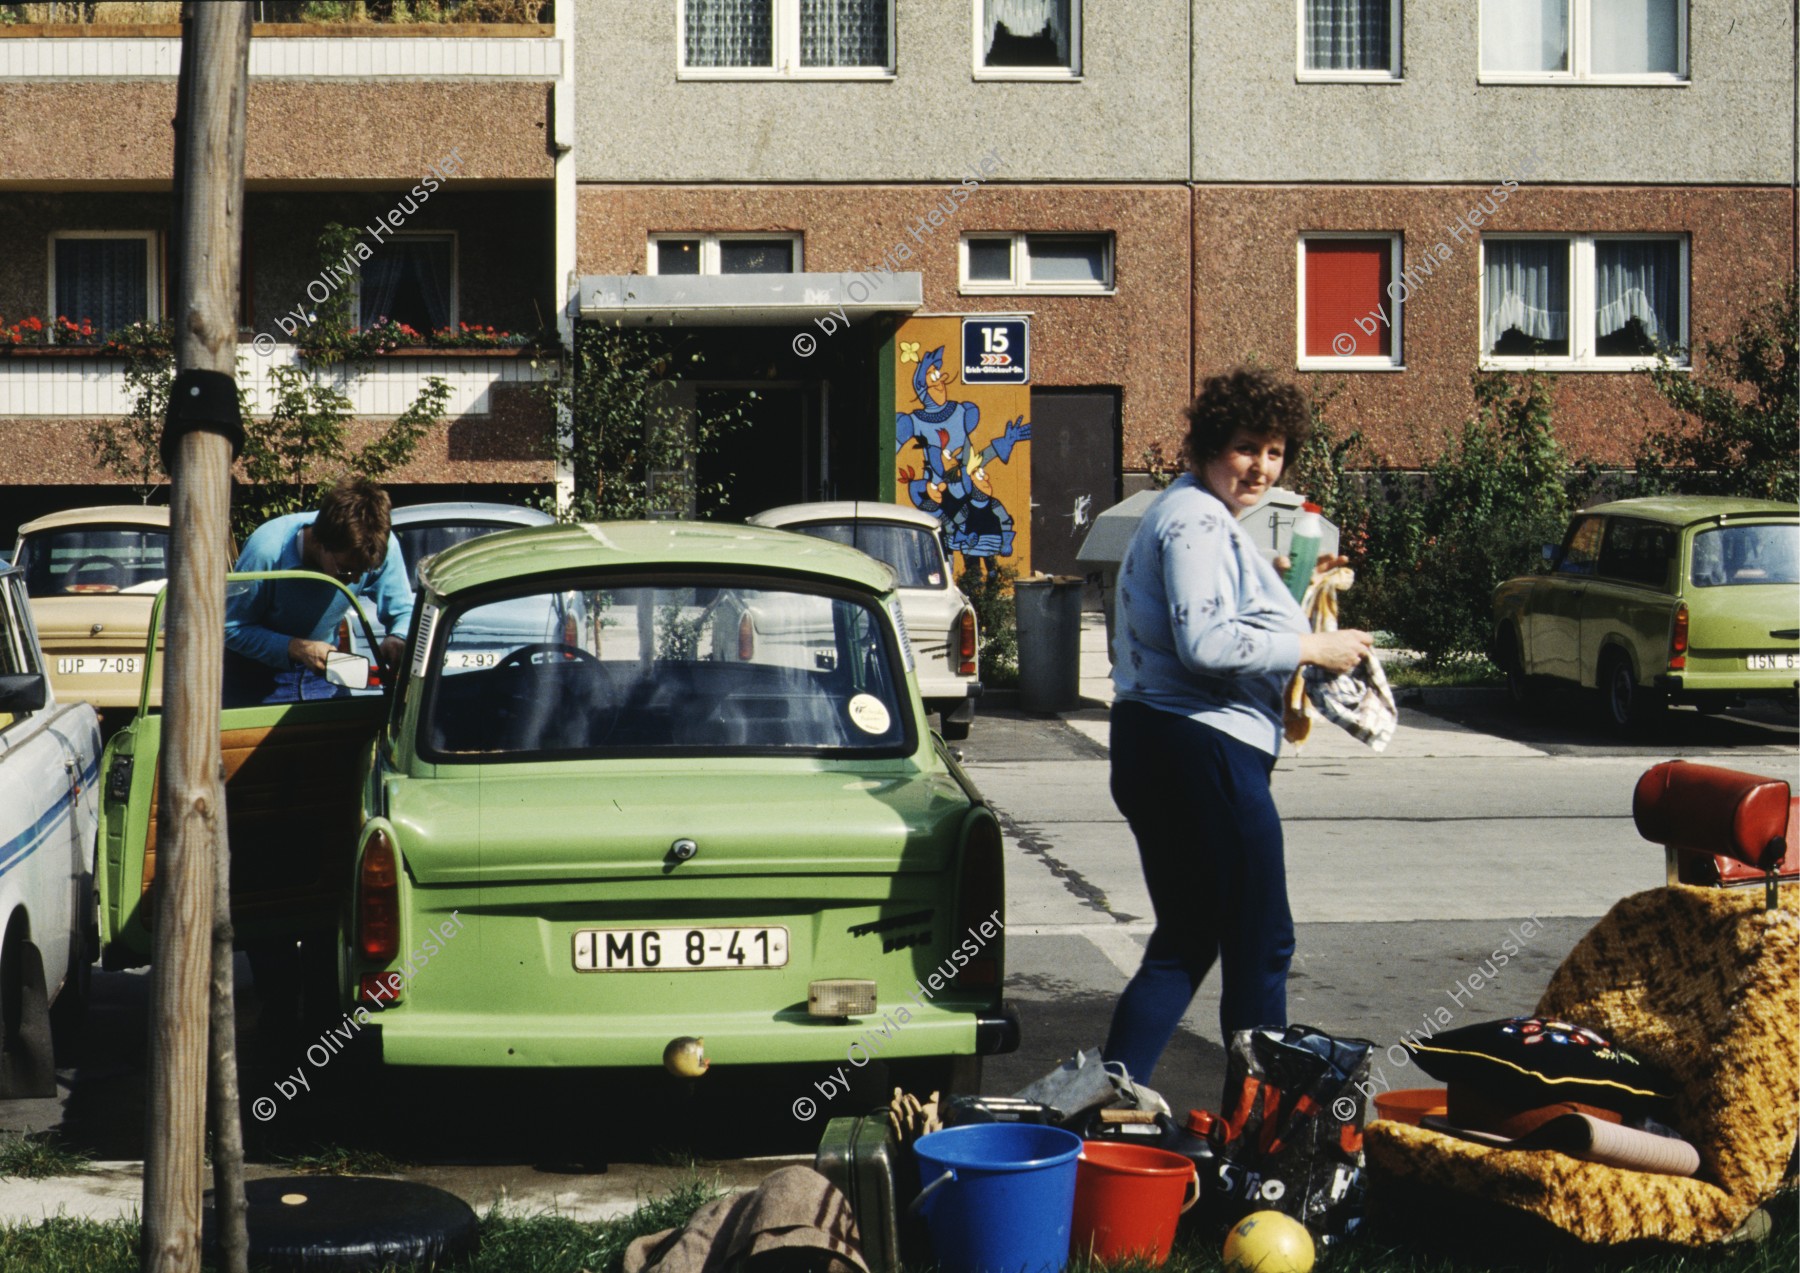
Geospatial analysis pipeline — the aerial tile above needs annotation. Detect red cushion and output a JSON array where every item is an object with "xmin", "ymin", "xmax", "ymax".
[{"xmin": 1633, "ymin": 761, "xmax": 1793, "ymax": 872}]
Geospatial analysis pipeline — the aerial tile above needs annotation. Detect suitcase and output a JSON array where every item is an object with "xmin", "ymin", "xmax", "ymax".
[{"xmin": 814, "ymin": 1113, "xmax": 909, "ymax": 1273}]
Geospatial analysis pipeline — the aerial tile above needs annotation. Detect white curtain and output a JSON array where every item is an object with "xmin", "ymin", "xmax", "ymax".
[
  {"xmin": 685, "ymin": 0, "xmax": 772, "ymax": 68},
  {"xmin": 1482, "ymin": 0, "xmax": 1569, "ymax": 72},
  {"xmin": 800, "ymin": 0, "xmax": 888, "ymax": 67},
  {"xmin": 54, "ymin": 238, "xmax": 147, "ymax": 336},
  {"xmin": 1590, "ymin": 0, "xmax": 1679, "ymax": 74},
  {"xmin": 1595, "ymin": 241, "xmax": 1680, "ymax": 344},
  {"xmin": 1306, "ymin": 0, "xmax": 1390, "ymax": 72},
  {"xmin": 984, "ymin": 0, "xmax": 1072, "ymax": 66},
  {"xmin": 1484, "ymin": 241, "xmax": 1569, "ymax": 350}
]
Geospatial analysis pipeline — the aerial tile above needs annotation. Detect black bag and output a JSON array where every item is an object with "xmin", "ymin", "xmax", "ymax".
[{"xmin": 1203, "ymin": 1024, "xmax": 1374, "ymax": 1246}]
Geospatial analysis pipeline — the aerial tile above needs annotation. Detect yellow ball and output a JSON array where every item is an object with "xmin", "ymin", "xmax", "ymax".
[{"xmin": 1222, "ymin": 1211, "xmax": 1315, "ymax": 1273}]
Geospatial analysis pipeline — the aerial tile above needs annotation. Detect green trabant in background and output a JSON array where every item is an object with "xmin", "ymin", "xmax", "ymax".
[
  {"xmin": 1492, "ymin": 496, "xmax": 1799, "ymax": 729},
  {"xmin": 102, "ymin": 522, "xmax": 1018, "ymax": 1087}
]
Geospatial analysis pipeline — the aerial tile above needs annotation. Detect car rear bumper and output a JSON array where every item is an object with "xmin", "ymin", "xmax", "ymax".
[
  {"xmin": 1656, "ymin": 670, "xmax": 1800, "ymax": 701},
  {"xmin": 370, "ymin": 996, "xmax": 1000, "ymax": 1068}
]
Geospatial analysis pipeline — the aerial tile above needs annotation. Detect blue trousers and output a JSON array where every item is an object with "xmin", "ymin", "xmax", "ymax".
[{"xmin": 1101, "ymin": 699, "xmax": 1294, "ymax": 1084}]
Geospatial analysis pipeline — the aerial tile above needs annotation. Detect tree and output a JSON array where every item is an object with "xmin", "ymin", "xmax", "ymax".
[
  {"xmin": 1640, "ymin": 284, "xmax": 1798, "ymax": 502},
  {"xmin": 544, "ymin": 322, "xmax": 751, "ymax": 522}
]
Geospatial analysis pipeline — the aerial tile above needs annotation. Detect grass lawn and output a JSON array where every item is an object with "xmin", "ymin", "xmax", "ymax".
[{"xmin": 0, "ymin": 1179, "xmax": 1792, "ymax": 1273}]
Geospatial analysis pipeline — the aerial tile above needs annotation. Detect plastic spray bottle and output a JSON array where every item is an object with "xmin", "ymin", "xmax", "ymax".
[{"xmin": 1284, "ymin": 501, "xmax": 1323, "ymax": 602}]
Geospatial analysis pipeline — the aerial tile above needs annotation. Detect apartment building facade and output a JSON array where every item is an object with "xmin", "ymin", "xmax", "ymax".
[{"xmin": 0, "ymin": 7, "xmax": 569, "ymax": 539}]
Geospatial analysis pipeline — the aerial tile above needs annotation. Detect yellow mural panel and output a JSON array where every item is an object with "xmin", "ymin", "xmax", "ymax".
[{"xmin": 893, "ymin": 315, "xmax": 1032, "ymax": 577}]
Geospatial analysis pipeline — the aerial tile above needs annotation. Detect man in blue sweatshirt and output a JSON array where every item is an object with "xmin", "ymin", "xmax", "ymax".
[{"xmin": 223, "ymin": 476, "xmax": 412, "ymax": 706}]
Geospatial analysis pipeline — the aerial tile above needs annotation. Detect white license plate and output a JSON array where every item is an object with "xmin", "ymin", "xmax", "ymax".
[
  {"xmin": 1746, "ymin": 653, "xmax": 1800, "ymax": 670},
  {"xmin": 446, "ymin": 650, "xmax": 500, "ymax": 669},
  {"xmin": 572, "ymin": 926, "xmax": 789, "ymax": 972},
  {"xmin": 55, "ymin": 656, "xmax": 140, "ymax": 676}
]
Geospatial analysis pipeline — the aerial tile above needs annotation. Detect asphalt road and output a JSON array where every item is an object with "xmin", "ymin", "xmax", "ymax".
[{"xmin": 4, "ymin": 691, "xmax": 1794, "ymax": 1223}]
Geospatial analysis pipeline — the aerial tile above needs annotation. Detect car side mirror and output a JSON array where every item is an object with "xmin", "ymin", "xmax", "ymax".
[
  {"xmin": 324, "ymin": 652, "xmax": 371, "ymax": 690},
  {"xmin": 1542, "ymin": 544, "xmax": 1562, "ymax": 568},
  {"xmin": 0, "ymin": 673, "xmax": 48, "ymax": 713}
]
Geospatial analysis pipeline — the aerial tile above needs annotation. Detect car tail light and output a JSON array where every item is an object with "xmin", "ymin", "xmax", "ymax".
[
  {"xmin": 952, "ymin": 815, "xmax": 1004, "ymax": 990},
  {"xmin": 739, "ymin": 611, "xmax": 755, "ymax": 661},
  {"xmin": 956, "ymin": 608, "xmax": 977, "ymax": 677},
  {"xmin": 1668, "ymin": 604, "xmax": 1688, "ymax": 672},
  {"xmin": 358, "ymin": 829, "xmax": 400, "ymax": 963}
]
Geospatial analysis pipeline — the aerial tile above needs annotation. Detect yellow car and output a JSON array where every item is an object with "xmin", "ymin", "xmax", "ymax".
[{"xmin": 11, "ymin": 505, "xmax": 171, "ymax": 718}]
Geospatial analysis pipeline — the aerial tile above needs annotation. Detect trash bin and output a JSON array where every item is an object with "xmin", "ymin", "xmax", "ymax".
[{"xmin": 1014, "ymin": 575, "xmax": 1084, "ymax": 714}]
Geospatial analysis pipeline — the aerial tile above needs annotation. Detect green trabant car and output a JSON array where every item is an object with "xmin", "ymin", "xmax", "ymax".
[
  {"xmin": 1492, "ymin": 496, "xmax": 1799, "ymax": 728},
  {"xmin": 103, "ymin": 522, "xmax": 1018, "ymax": 1087}
]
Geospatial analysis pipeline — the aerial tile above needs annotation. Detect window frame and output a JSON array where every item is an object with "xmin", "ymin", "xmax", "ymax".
[
  {"xmin": 646, "ymin": 232, "xmax": 804, "ymax": 276},
  {"xmin": 1296, "ymin": 232, "xmax": 1405, "ymax": 371},
  {"xmin": 958, "ymin": 232, "xmax": 1114, "ymax": 295},
  {"xmin": 1479, "ymin": 232, "xmax": 1689, "ymax": 372},
  {"xmin": 1295, "ymin": 0, "xmax": 1402, "ymax": 83},
  {"xmin": 1477, "ymin": 0, "xmax": 1688, "ymax": 85},
  {"xmin": 971, "ymin": 0, "xmax": 1083, "ymax": 81},
  {"xmin": 352, "ymin": 230, "xmax": 459, "ymax": 335},
  {"xmin": 45, "ymin": 230, "xmax": 161, "ymax": 342},
  {"xmin": 678, "ymin": 0, "xmax": 896, "ymax": 81}
]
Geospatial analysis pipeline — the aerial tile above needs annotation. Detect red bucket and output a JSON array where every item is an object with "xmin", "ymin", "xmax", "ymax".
[{"xmin": 1070, "ymin": 1141, "xmax": 1199, "ymax": 1266}]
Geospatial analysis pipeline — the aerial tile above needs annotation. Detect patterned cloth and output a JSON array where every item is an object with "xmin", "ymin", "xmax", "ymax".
[
  {"xmin": 625, "ymin": 1165, "xmax": 869, "ymax": 1273},
  {"xmin": 1283, "ymin": 566, "xmax": 1397, "ymax": 752}
]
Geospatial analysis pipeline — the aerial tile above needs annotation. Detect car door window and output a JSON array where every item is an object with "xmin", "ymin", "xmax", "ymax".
[
  {"xmin": 0, "ymin": 576, "xmax": 35, "ymax": 729},
  {"xmin": 1597, "ymin": 518, "xmax": 1674, "ymax": 589},
  {"xmin": 1558, "ymin": 517, "xmax": 1604, "ymax": 576}
]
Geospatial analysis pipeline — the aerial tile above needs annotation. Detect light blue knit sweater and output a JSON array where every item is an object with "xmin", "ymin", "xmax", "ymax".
[{"xmin": 1111, "ymin": 475, "xmax": 1309, "ymax": 756}]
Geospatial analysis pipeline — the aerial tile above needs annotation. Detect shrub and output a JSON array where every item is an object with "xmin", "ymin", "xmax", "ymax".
[{"xmin": 958, "ymin": 563, "xmax": 1018, "ymax": 687}]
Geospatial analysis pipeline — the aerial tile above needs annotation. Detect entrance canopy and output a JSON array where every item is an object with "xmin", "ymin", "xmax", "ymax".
[{"xmin": 574, "ymin": 272, "xmax": 923, "ymax": 327}]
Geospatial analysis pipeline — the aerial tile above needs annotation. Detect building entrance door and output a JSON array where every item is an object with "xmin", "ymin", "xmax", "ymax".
[{"xmin": 1027, "ymin": 388, "xmax": 1120, "ymax": 603}]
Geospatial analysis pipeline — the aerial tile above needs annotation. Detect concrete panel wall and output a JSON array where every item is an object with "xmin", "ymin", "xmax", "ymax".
[
  {"xmin": 575, "ymin": 0, "xmax": 1190, "ymax": 182},
  {"xmin": 1194, "ymin": 1, "xmax": 1795, "ymax": 184},
  {"xmin": 1191, "ymin": 184, "xmax": 1795, "ymax": 466}
]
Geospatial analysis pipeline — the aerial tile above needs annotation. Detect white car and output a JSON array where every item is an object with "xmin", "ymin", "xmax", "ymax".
[
  {"xmin": 750, "ymin": 502, "xmax": 980, "ymax": 739},
  {"xmin": 0, "ymin": 562, "xmax": 101, "ymax": 1096}
]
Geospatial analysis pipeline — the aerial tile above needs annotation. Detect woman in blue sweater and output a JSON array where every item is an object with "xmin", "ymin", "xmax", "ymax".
[{"xmin": 1104, "ymin": 369, "xmax": 1372, "ymax": 1082}]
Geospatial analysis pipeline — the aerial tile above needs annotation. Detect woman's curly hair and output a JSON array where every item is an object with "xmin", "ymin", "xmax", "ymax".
[{"xmin": 1183, "ymin": 368, "xmax": 1312, "ymax": 467}]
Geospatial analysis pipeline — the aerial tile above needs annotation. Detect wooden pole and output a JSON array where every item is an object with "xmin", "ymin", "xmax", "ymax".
[{"xmin": 143, "ymin": 5, "xmax": 252, "ymax": 1273}]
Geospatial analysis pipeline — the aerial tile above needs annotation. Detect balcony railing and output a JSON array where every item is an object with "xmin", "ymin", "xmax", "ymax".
[{"xmin": 0, "ymin": 1, "xmax": 552, "ymax": 35}]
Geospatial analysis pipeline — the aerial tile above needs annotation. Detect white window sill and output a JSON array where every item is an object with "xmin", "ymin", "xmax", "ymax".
[
  {"xmin": 677, "ymin": 67, "xmax": 894, "ymax": 81},
  {"xmin": 973, "ymin": 68, "xmax": 1082, "ymax": 81},
  {"xmin": 959, "ymin": 284, "xmax": 1115, "ymax": 297},
  {"xmin": 1477, "ymin": 73, "xmax": 1688, "ymax": 86},
  {"xmin": 1295, "ymin": 71, "xmax": 1402, "ymax": 83},
  {"xmin": 1298, "ymin": 358, "xmax": 1406, "ymax": 372},
  {"xmin": 1480, "ymin": 357, "xmax": 1690, "ymax": 372}
]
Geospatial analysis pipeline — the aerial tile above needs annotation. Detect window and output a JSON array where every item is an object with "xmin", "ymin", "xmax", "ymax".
[
  {"xmin": 1480, "ymin": 0, "xmax": 1685, "ymax": 81},
  {"xmin": 359, "ymin": 233, "xmax": 455, "ymax": 333},
  {"xmin": 975, "ymin": 0, "xmax": 1080, "ymax": 77},
  {"xmin": 681, "ymin": 0, "xmax": 893, "ymax": 78},
  {"xmin": 1298, "ymin": 235, "xmax": 1402, "ymax": 368},
  {"xmin": 1482, "ymin": 235, "xmax": 1686, "ymax": 368},
  {"xmin": 49, "ymin": 232, "xmax": 157, "ymax": 340},
  {"xmin": 1557, "ymin": 516, "xmax": 1604, "ymax": 575},
  {"xmin": 786, "ymin": 521, "xmax": 948, "ymax": 589},
  {"xmin": 960, "ymin": 233, "xmax": 1113, "ymax": 294},
  {"xmin": 649, "ymin": 234, "xmax": 802, "ymax": 275},
  {"xmin": 1597, "ymin": 518, "xmax": 1674, "ymax": 589},
  {"xmin": 1299, "ymin": 0, "xmax": 1399, "ymax": 80},
  {"xmin": 1690, "ymin": 525, "xmax": 1800, "ymax": 589}
]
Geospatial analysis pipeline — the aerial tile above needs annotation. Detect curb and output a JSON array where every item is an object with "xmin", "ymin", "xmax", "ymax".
[{"xmin": 1397, "ymin": 686, "xmax": 1509, "ymax": 710}]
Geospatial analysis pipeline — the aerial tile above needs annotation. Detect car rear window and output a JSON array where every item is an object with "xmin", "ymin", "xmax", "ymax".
[
  {"xmin": 422, "ymin": 579, "xmax": 909, "ymax": 758},
  {"xmin": 1690, "ymin": 524, "xmax": 1799, "ymax": 588},
  {"xmin": 16, "ymin": 527, "xmax": 168, "ymax": 597},
  {"xmin": 788, "ymin": 521, "xmax": 945, "ymax": 589},
  {"xmin": 396, "ymin": 522, "xmax": 516, "ymax": 590}
]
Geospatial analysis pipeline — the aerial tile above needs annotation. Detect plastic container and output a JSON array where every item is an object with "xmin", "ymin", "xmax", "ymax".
[
  {"xmin": 1014, "ymin": 575, "xmax": 1084, "ymax": 714},
  {"xmin": 1162, "ymin": 1108, "xmax": 1219, "ymax": 1175},
  {"xmin": 1284, "ymin": 502, "xmax": 1322, "ymax": 602},
  {"xmin": 1070, "ymin": 1141, "xmax": 1200, "ymax": 1265},
  {"xmin": 1371, "ymin": 1088, "xmax": 1448, "ymax": 1127},
  {"xmin": 911, "ymin": 1123, "xmax": 1083, "ymax": 1273}
]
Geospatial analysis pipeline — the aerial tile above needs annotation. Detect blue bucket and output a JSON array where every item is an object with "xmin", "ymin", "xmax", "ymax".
[{"xmin": 911, "ymin": 1123, "xmax": 1083, "ymax": 1273}]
